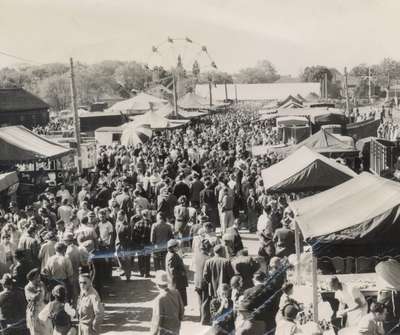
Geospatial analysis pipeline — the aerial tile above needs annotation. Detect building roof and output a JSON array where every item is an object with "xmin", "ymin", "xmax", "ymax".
[
  {"xmin": 0, "ymin": 88, "xmax": 49, "ymax": 113},
  {"xmin": 0, "ymin": 125, "xmax": 73, "ymax": 163},
  {"xmin": 274, "ymin": 75, "xmax": 301, "ymax": 83},
  {"xmin": 196, "ymin": 83, "xmax": 320, "ymax": 101}
]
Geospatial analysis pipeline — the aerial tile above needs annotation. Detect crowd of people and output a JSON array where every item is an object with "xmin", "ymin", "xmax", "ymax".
[{"xmin": 0, "ymin": 104, "xmax": 392, "ymax": 335}]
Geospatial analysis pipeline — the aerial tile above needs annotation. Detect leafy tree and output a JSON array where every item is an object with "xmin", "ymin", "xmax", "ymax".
[
  {"xmin": 199, "ymin": 71, "xmax": 233, "ymax": 84},
  {"xmin": 301, "ymin": 66, "xmax": 332, "ymax": 82},
  {"xmin": 235, "ymin": 59, "xmax": 279, "ymax": 83},
  {"xmin": 38, "ymin": 73, "xmax": 70, "ymax": 110},
  {"xmin": 114, "ymin": 61, "xmax": 152, "ymax": 91}
]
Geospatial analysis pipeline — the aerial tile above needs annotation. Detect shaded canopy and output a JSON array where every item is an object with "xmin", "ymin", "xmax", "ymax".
[
  {"xmin": 0, "ymin": 171, "xmax": 18, "ymax": 192},
  {"xmin": 120, "ymin": 124, "xmax": 152, "ymax": 146},
  {"xmin": 107, "ymin": 92, "xmax": 168, "ymax": 114},
  {"xmin": 131, "ymin": 109, "xmax": 190, "ymax": 130},
  {"xmin": 268, "ymin": 129, "xmax": 358, "ymax": 158},
  {"xmin": 290, "ymin": 173, "xmax": 400, "ymax": 257},
  {"xmin": 261, "ymin": 146, "xmax": 356, "ymax": 193},
  {"xmin": 178, "ymin": 92, "xmax": 210, "ymax": 110},
  {"xmin": 0, "ymin": 126, "xmax": 73, "ymax": 163},
  {"xmin": 292, "ymin": 129, "xmax": 358, "ymax": 156},
  {"xmin": 156, "ymin": 104, "xmax": 208, "ymax": 120}
]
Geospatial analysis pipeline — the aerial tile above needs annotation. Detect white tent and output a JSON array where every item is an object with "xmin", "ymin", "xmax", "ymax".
[{"xmin": 107, "ymin": 92, "xmax": 168, "ymax": 115}]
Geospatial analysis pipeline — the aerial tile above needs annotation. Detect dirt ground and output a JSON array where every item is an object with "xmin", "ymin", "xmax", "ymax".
[{"xmin": 101, "ymin": 231, "xmax": 259, "ymax": 335}]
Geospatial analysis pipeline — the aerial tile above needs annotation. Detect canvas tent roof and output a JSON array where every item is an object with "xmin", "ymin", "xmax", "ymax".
[
  {"xmin": 107, "ymin": 92, "xmax": 168, "ymax": 114},
  {"xmin": 131, "ymin": 109, "xmax": 190, "ymax": 130},
  {"xmin": 178, "ymin": 92, "xmax": 210, "ymax": 110},
  {"xmin": 289, "ymin": 173, "xmax": 400, "ymax": 256},
  {"xmin": 0, "ymin": 126, "xmax": 73, "ymax": 163},
  {"xmin": 294, "ymin": 129, "xmax": 357, "ymax": 155},
  {"xmin": 156, "ymin": 104, "xmax": 207, "ymax": 120},
  {"xmin": 261, "ymin": 146, "xmax": 356, "ymax": 193}
]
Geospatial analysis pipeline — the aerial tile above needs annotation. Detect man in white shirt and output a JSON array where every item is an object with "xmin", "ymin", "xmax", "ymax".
[
  {"xmin": 58, "ymin": 198, "xmax": 73, "ymax": 225},
  {"xmin": 56, "ymin": 184, "xmax": 72, "ymax": 203}
]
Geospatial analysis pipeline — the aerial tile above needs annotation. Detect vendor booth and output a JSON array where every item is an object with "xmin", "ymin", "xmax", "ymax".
[
  {"xmin": 0, "ymin": 126, "xmax": 74, "ymax": 205},
  {"xmin": 290, "ymin": 173, "xmax": 400, "ymax": 333},
  {"xmin": 261, "ymin": 146, "xmax": 356, "ymax": 193}
]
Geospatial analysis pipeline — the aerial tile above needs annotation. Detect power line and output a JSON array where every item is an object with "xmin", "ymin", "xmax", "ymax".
[{"xmin": 0, "ymin": 50, "xmax": 41, "ymax": 64}]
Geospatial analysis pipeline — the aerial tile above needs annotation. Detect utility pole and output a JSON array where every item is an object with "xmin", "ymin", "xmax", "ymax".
[
  {"xmin": 324, "ymin": 72, "xmax": 328, "ymax": 100},
  {"xmin": 69, "ymin": 58, "xmax": 82, "ymax": 174},
  {"xmin": 344, "ymin": 67, "xmax": 350, "ymax": 116},
  {"xmin": 234, "ymin": 84, "xmax": 238, "ymax": 103},
  {"xmin": 368, "ymin": 67, "xmax": 372, "ymax": 103},
  {"xmin": 224, "ymin": 81, "xmax": 228, "ymax": 101},
  {"xmin": 208, "ymin": 79, "xmax": 213, "ymax": 107},
  {"xmin": 172, "ymin": 73, "xmax": 178, "ymax": 117}
]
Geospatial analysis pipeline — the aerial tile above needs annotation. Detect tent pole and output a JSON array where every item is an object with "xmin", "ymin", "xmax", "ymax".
[
  {"xmin": 312, "ymin": 253, "xmax": 319, "ymax": 322},
  {"xmin": 295, "ymin": 223, "xmax": 301, "ymax": 284}
]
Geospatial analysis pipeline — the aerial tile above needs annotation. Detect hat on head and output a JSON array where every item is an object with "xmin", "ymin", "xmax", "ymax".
[
  {"xmin": 282, "ymin": 304, "xmax": 299, "ymax": 321},
  {"xmin": 154, "ymin": 271, "xmax": 169, "ymax": 287},
  {"xmin": 0, "ymin": 273, "xmax": 14, "ymax": 286},
  {"xmin": 45, "ymin": 231, "xmax": 56, "ymax": 241},
  {"xmin": 52, "ymin": 285, "xmax": 66, "ymax": 298},
  {"xmin": 253, "ymin": 271, "xmax": 267, "ymax": 283},
  {"xmin": 167, "ymin": 239, "xmax": 179, "ymax": 249},
  {"xmin": 26, "ymin": 268, "xmax": 40, "ymax": 282},
  {"xmin": 63, "ymin": 232, "xmax": 74, "ymax": 242},
  {"xmin": 213, "ymin": 244, "xmax": 224, "ymax": 254},
  {"xmin": 199, "ymin": 215, "xmax": 210, "ymax": 224}
]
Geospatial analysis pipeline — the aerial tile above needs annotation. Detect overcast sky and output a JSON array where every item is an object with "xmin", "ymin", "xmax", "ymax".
[{"xmin": 1, "ymin": 0, "xmax": 399, "ymax": 75}]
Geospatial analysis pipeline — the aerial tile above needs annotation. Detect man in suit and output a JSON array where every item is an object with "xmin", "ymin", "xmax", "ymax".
[
  {"xmin": 151, "ymin": 213, "xmax": 173, "ymax": 271},
  {"xmin": 165, "ymin": 239, "xmax": 188, "ymax": 306},
  {"xmin": 151, "ymin": 270, "xmax": 184, "ymax": 335},
  {"xmin": 203, "ymin": 244, "xmax": 234, "ymax": 299}
]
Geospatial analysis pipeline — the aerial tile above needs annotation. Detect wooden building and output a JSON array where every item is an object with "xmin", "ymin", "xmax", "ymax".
[{"xmin": 0, "ymin": 88, "xmax": 49, "ymax": 128}]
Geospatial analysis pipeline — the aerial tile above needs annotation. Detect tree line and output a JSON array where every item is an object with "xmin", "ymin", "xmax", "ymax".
[{"xmin": 0, "ymin": 57, "xmax": 399, "ymax": 110}]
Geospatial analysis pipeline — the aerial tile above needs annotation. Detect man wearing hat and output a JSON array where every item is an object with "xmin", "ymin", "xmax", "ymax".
[
  {"xmin": 189, "ymin": 172, "xmax": 204, "ymax": 209},
  {"xmin": 18, "ymin": 225, "xmax": 40, "ymax": 267},
  {"xmin": 64, "ymin": 232, "xmax": 81, "ymax": 306},
  {"xmin": 165, "ymin": 239, "xmax": 188, "ymax": 306},
  {"xmin": 194, "ymin": 239, "xmax": 213, "ymax": 325},
  {"xmin": 0, "ymin": 274, "xmax": 28, "ymax": 335},
  {"xmin": 151, "ymin": 213, "xmax": 173, "ymax": 271},
  {"xmin": 38, "ymin": 231, "xmax": 57, "ymax": 270},
  {"xmin": 151, "ymin": 270, "xmax": 184, "ymax": 335},
  {"xmin": 203, "ymin": 244, "xmax": 234, "ymax": 300}
]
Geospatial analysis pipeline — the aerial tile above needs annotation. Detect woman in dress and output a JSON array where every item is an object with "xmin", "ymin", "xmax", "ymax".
[{"xmin": 25, "ymin": 268, "xmax": 52, "ymax": 335}]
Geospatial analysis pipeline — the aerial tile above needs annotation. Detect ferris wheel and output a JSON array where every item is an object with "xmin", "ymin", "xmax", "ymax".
[{"xmin": 146, "ymin": 36, "xmax": 218, "ymax": 75}]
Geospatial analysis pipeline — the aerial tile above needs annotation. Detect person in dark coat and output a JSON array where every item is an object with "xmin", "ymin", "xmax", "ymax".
[
  {"xmin": 0, "ymin": 274, "xmax": 29, "ymax": 335},
  {"xmin": 200, "ymin": 180, "xmax": 220, "ymax": 229},
  {"xmin": 194, "ymin": 239, "xmax": 212, "ymax": 325},
  {"xmin": 151, "ymin": 213, "xmax": 173, "ymax": 271},
  {"xmin": 10, "ymin": 249, "xmax": 33, "ymax": 289},
  {"xmin": 94, "ymin": 181, "xmax": 110, "ymax": 208},
  {"xmin": 203, "ymin": 244, "xmax": 234, "ymax": 299},
  {"xmin": 231, "ymin": 249, "xmax": 260, "ymax": 290},
  {"xmin": 235, "ymin": 271, "xmax": 278, "ymax": 335},
  {"xmin": 189, "ymin": 173, "xmax": 204, "ymax": 209},
  {"xmin": 173, "ymin": 174, "xmax": 190, "ymax": 200},
  {"xmin": 165, "ymin": 239, "xmax": 188, "ymax": 306},
  {"xmin": 132, "ymin": 210, "xmax": 153, "ymax": 277}
]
